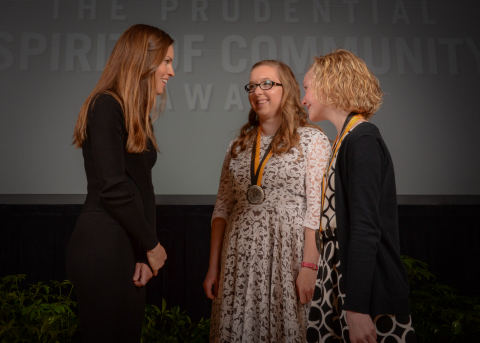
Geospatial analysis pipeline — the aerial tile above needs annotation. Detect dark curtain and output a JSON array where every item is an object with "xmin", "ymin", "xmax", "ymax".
[{"xmin": 1, "ymin": 204, "xmax": 479, "ymax": 321}]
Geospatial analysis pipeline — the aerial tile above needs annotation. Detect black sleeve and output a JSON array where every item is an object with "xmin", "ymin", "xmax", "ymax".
[
  {"xmin": 135, "ymin": 185, "xmax": 156, "ymax": 264},
  {"xmin": 343, "ymin": 134, "xmax": 383, "ymax": 313},
  {"xmin": 88, "ymin": 96, "xmax": 159, "ymax": 251}
]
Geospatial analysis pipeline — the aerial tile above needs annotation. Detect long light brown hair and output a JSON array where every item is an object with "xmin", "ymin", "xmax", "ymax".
[
  {"xmin": 73, "ymin": 24, "xmax": 174, "ymax": 152},
  {"xmin": 310, "ymin": 49, "xmax": 383, "ymax": 120},
  {"xmin": 231, "ymin": 60, "xmax": 321, "ymax": 158}
]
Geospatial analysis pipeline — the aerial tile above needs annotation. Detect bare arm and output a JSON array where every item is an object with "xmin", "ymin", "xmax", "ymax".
[
  {"xmin": 296, "ymin": 130, "xmax": 331, "ymax": 304},
  {"xmin": 203, "ymin": 142, "xmax": 234, "ymax": 299},
  {"xmin": 303, "ymin": 227, "xmax": 321, "ymax": 264},
  {"xmin": 203, "ymin": 217, "xmax": 227, "ymax": 299},
  {"xmin": 296, "ymin": 227, "xmax": 320, "ymax": 304}
]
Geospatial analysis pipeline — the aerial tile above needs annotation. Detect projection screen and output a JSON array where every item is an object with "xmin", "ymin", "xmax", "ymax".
[{"xmin": 1, "ymin": 0, "xmax": 479, "ymax": 204}]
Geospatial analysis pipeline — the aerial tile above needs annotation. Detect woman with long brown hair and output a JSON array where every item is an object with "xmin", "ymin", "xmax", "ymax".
[
  {"xmin": 203, "ymin": 60, "xmax": 331, "ymax": 342},
  {"xmin": 67, "ymin": 24, "xmax": 174, "ymax": 342}
]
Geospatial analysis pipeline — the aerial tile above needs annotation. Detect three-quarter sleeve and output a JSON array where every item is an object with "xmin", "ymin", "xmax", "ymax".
[
  {"xmin": 343, "ymin": 135, "xmax": 383, "ymax": 313},
  {"xmin": 88, "ymin": 96, "xmax": 159, "ymax": 251},
  {"xmin": 211, "ymin": 142, "xmax": 235, "ymax": 224},
  {"xmin": 303, "ymin": 131, "xmax": 331, "ymax": 230}
]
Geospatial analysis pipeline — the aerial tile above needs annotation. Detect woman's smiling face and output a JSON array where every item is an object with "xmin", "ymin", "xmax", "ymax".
[
  {"xmin": 155, "ymin": 44, "xmax": 175, "ymax": 95},
  {"xmin": 248, "ymin": 65, "xmax": 283, "ymax": 121},
  {"xmin": 302, "ymin": 70, "xmax": 328, "ymax": 122}
]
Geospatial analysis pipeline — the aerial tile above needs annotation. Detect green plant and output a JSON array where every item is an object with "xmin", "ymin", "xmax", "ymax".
[
  {"xmin": 402, "ymin": 256, "xmax": 480, "ymax": 342},
  {"xmin": 0, "ymin": 274, "xmax": 79, "ymax": 343},
  {"xmin": 142, "ymin": 300, "xmax": 210, "ymax": 343},
  {"xmin": 0, "ymin": 274, "xmax": 209, "ymax": 342}
]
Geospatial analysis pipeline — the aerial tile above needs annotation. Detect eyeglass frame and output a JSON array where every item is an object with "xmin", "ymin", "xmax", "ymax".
[{"xmin": 244, "ymin": 80, "xmax": 283, "ymax": 93}]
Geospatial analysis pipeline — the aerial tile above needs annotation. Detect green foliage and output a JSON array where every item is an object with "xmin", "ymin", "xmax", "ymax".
[
  {"xmin": 0, "ymin": 274, "xmax": 79, "ymax": 343},
  {"xmin": 402, "ymin": 256, "xmax": 480, "ymax": 343},
  {"xmin": 142, "ymin": 300, "xmax": 210, "ymax": 343},
  {"xmin": 6, "ymin": 258, "xmax": 479, "ymax": 343},
  {"xmin": 0, "ymin": 274, "xmax": 209, "ymax": 343}
]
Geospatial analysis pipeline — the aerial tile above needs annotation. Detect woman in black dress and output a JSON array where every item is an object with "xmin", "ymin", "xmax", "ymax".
[
  {"xmin": 67, "ymin": 24, "xmax": 174, "ymax": 342},
  {"xmin": 302, "ymin": 49, "xmax": 415, "ymax": 343}
]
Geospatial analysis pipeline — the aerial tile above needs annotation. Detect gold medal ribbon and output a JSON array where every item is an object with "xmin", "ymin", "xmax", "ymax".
[
  {"xmin": 319, "ymin": 114, "xmax": 364, "ymax": 232},
  {"xmin": 251, "ymin": 128, "xmax": 275, "ymax": 187}
]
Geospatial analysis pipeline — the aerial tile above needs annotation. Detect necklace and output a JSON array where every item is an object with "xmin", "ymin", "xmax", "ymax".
[{"xmin": 246, "ymin": 129, "xmax": 276, "ymax": 204}]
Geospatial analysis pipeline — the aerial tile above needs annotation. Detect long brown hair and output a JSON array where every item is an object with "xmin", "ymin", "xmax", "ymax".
[
  {"xmin": 231, "ymin": 60, "xmax": 321, "ymax": 158},
  {"xmin": 73, "ymin": 24, "xmax": 174, "ymax": 153}
]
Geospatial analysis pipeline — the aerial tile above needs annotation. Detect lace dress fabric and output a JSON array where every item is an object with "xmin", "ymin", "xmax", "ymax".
[{"xmin": 210, "ymin": 127, "xmax": 331, "ymax": 343}]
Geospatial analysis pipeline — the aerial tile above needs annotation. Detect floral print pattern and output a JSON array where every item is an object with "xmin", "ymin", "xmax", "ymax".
[{"xmin": 210, "ymin": 127, "xmax": 331, "ymax": 343}]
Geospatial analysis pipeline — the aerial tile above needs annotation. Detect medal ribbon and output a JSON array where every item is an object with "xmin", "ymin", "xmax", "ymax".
[
  {"xmin": 319, "ymin": 114, "xmax": 364, "ymax": 232},
  {"xmin": 250, "ymin": 129, "xmax": 275, "ymax": 187}
]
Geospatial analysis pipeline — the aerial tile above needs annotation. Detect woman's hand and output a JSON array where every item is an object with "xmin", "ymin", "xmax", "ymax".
[
  {"xmin": 146, "ymin": 243, "xmax": 167, "ymax": 276},
  {"xmin": 132, "ymin": 262, "xmax": 153, "ymax": 287},
  {"xmin": 297, "ymin": 227, "xmax": 320, "ymax": 304},
  {"xmin": 296, "ymin": 267, "xmax": 317, "ymax": 304},
  {"xmin": 203, "ymin": 267, "xmax": 220, "ymax": 300},
  {"xmin": 346, "ymin": 311, "xmax": 377, "ymax": 343}
]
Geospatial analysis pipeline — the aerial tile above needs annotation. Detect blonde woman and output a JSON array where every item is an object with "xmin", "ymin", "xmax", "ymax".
[
  {"xmin": 67, "ymin": 24, "xmax": 174, "ymax": 342},
  {"xmin": 203, "ymin": 60, "xmax": 331, "ymax": 342},
  {"xmin": 303, "ymin": 49, "xmax": 414, "ymax": 343}
]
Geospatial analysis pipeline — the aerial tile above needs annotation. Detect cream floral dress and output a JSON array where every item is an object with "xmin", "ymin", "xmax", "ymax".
[{"xmin": 210, "ymin": 126, "xmax": 331, "ymax": 343}]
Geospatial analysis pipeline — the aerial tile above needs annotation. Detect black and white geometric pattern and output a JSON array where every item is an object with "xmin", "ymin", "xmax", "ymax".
[{"xmin": 307, "ymin": 126, "xmax": 415, "ymax": 343}]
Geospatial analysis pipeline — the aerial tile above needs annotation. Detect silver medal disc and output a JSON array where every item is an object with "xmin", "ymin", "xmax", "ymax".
[{"xmin": 246, "ymin": 185, "xmax": 265, "ymax": 204}]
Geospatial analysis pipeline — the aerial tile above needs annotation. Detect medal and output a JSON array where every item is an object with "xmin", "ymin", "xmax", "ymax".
[
  {"xmin": 246, "ymin": 185, "xmax": 265, "ymax": 204},
  {"xmin": 247, "ymin": 128, "xmax": 276, "ymax": 204}
]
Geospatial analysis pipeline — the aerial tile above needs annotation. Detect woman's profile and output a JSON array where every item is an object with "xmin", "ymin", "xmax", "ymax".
[
  {"xmin": 67, "ymin": 24, "xmax": 174, "ymax": 343},
  {"xmin": 303, "ymin": 49, "xmax": 414, "ymax": 343}
]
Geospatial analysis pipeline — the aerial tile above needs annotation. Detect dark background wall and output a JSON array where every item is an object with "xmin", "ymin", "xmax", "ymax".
[{"xmin": 1, "ymin": 204, "xmax": 479, "ymax": 322}]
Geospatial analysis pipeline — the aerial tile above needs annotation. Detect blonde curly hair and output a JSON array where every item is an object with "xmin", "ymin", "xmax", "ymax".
[
  {"xmin": 309, "ymin": 49, "xmax": 383, "ymax": 120},
  {"xmin": 231, "ymin": 60, "xmax": 321, "ymax": 158}
]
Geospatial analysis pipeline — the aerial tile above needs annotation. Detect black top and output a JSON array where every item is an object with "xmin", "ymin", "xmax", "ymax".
[
  {"xmin": 81, "ymin": 94, "xmax": 159, "ymax": 256},
  {"xmin": 335, "ymin": 122, "xmax": 410, "ymax": 316}
]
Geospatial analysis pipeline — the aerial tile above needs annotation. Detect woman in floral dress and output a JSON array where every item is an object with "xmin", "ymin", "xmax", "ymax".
[{"xmin": 203, "ymin": 60, "xmax": 331, "ymax": 343}]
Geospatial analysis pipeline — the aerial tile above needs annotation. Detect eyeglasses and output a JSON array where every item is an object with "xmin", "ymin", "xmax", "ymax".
[{"xmin": 245, "ymin": 80, "xmax": 283, "ymax": 93}]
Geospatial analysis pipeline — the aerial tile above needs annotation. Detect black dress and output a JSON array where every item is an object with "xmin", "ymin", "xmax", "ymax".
[{"xmin": 66, "ymin": 94, "xmax": 159, "ymax": 343}]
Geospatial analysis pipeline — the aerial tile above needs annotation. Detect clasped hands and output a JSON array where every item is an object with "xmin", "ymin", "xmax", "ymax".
[{"xmin": 132, "ymin": 243, "xmax": 167, "ymax": 287}]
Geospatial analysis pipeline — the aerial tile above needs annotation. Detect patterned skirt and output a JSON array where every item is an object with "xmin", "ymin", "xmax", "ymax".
[
  {"xmin": 210, "ymin": 204, "xmax": 309, "ymax": 343},
  {"xmin": 306, "ymin": 228, "xmax": 416, "ymax": 343}
]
